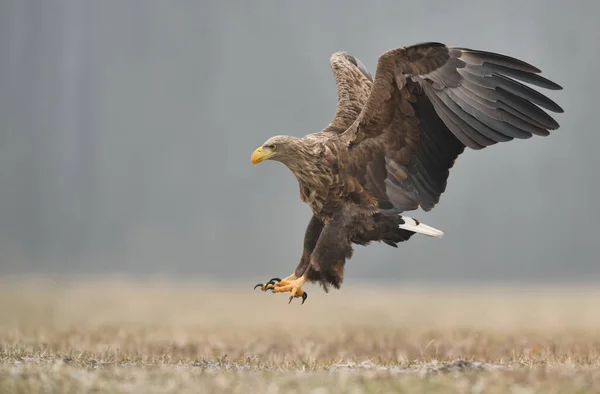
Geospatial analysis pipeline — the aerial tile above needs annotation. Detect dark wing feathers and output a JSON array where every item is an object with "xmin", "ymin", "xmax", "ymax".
[
  {"xmin": 473, "ymin": 63, "xmax": 561, "ymax": 90},
  {"xmin": 396, "ymin": 85, "xmax": 466, "ymax": 210},
  {"xmin": 329, "ymin": 42, "xmax": 562, "ymax": 212},
  {"xmin": 458, "ymin": 66, "xmax": 563, "ymax": 112},
  {"xmin": 456, "ymin": 47, "xmax": 542, "ymax": 73}
]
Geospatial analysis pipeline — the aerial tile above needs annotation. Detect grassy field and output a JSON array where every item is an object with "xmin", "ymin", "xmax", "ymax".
[{"xmin": 2, "ymin": 277, "xmax": 600, "ymax": 393}]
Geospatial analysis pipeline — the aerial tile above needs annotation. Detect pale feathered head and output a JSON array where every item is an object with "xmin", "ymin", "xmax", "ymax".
[{"xmin": 250, "ymin": 135, "xmax": 303, "ymax": 166}]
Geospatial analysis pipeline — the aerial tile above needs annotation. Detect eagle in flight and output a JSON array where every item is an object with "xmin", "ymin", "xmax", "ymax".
[{"xmin": 251, "ymin": 42, "xmax": 563, "ymax": 304}]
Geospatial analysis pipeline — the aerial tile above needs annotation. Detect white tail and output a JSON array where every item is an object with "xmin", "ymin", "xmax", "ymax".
[{"xmin": 398, "ymin": 216, "xmax": 444, "ymax": 238}]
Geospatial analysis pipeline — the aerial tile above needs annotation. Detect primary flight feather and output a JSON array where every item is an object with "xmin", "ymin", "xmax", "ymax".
[{"xmin": 251, "ymin": 42, "xmax": 563, "ymax": 304}]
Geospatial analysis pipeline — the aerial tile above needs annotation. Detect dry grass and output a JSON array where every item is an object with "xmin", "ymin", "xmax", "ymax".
[{"xmin": 2, "ymin": 276, "xmax": 600, "ymax": 393}]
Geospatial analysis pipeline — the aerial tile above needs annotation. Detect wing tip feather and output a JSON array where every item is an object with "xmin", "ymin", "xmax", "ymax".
[
  {"xmin": 459, "ymin": 47, "xmax": 542, "ymax": 72},
  {"xmin": 331, "ymin": 51, "xmax": 373, "ymax": 81}
]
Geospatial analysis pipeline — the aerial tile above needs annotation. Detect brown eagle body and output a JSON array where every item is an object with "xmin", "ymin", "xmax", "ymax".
[{"xmin": 251, "ymin": 42, "xmax": 563, "ymax": 304}]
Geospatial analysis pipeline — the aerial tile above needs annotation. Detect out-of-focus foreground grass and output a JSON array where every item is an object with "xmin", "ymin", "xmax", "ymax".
[{"xmin": 2, "ymin": 276, "xmax": 600, "ymax": 393}]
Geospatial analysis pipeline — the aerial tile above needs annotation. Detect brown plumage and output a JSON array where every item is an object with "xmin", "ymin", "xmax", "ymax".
[{"xmin": 251, "ymin": 42, "xmax": 563, "ymax": 304}]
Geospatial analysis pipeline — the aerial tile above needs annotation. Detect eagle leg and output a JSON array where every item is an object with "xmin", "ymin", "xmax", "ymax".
[
  {"xmin": 272, "ymin": 274, "xmax": 308, "ymax": 304},
  {"xmin": 254, "ymin": 274, "xmax": 308, "ymax": 304}
]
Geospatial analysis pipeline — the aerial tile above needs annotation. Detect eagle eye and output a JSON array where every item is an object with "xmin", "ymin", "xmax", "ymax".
[{"xmin": 266, "ymin": 144, "xmax": 276, "ymax": 150}]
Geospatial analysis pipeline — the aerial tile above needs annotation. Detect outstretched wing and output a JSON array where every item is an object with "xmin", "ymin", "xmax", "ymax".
[
  {"xmin": 324, "ymin": 52, "xmax": 374, "ymax": 133},
  {"xmin": 340, "ymin": 42, "xmax": 563, "ymax": 212}
]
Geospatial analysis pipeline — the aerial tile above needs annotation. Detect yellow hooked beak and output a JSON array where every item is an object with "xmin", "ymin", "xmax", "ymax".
[{"xmin": 251, "ymin": 146, "xmax": 275, "ymax": 166}]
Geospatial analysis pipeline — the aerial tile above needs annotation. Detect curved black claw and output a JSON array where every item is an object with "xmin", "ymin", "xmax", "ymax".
[
  {"xmin": 263, "ymin": 278, "xmax": 281, "ymax": 291},
  {"xmin": 254, "ymin": 278, "xmax": 282, "ymax": 292},
  {"xmin": 289, "ymin": 292, "xmax": 308, "ymax": 305}
]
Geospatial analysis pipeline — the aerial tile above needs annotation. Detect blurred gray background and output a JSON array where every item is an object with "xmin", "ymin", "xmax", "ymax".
[{"xmin": 0, "ymin": 0, "xmax": 597, "ymax": 284}]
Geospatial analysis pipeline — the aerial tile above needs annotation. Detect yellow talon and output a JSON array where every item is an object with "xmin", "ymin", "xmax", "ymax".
[
  {"xmin": 272, "ymin": 275, "xmax": 308, "ymax": 304},
  {"xmin": 254, "ymin": 274, "xmax": 308, "ymax": 304}
]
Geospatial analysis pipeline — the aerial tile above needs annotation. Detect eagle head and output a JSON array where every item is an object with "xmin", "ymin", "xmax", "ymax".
[{"xmin": 251, "ymin": 135, "xmax": 300, "ymax": 166}]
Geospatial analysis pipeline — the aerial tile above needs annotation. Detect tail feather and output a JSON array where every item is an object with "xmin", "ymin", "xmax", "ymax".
[{"xmin": 398, "ymin": 216, "xmax": 444, "ymax": 238}]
